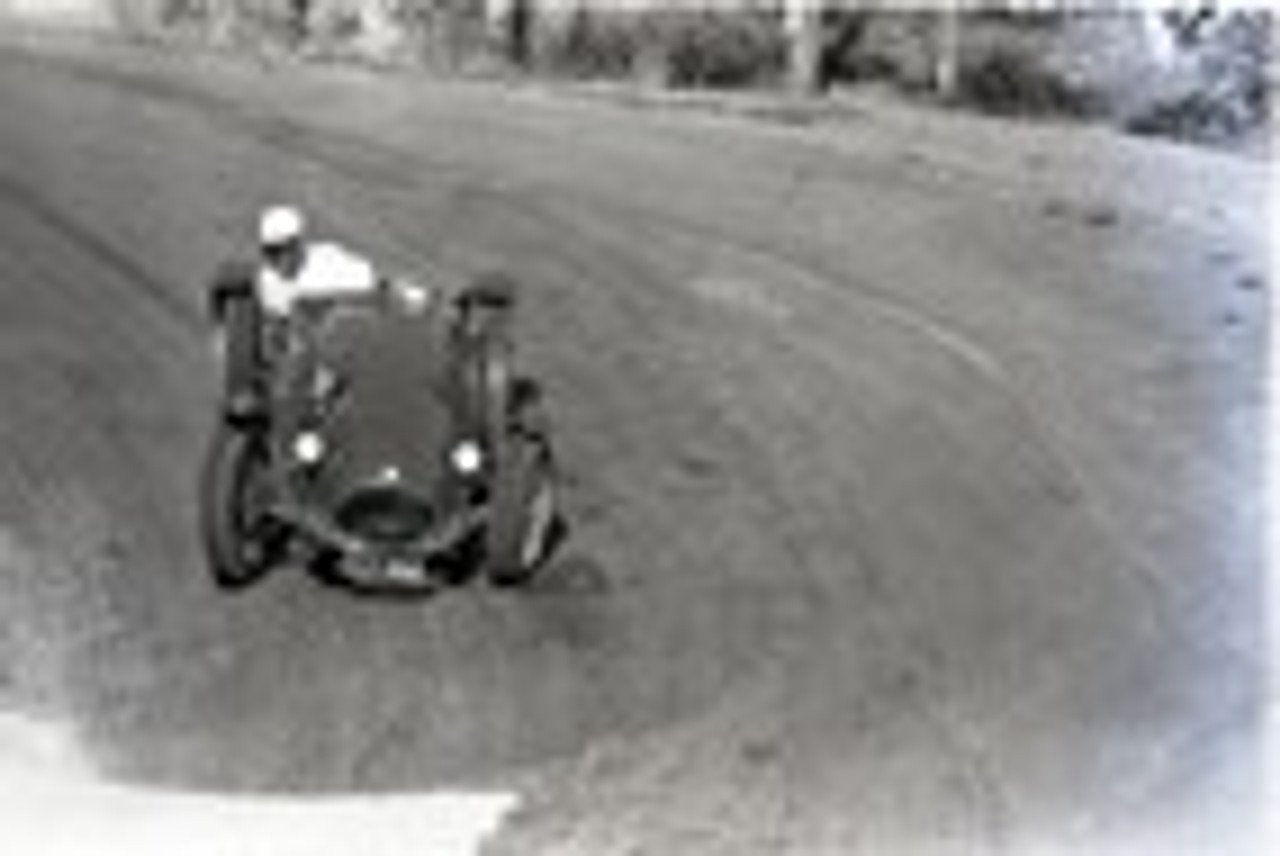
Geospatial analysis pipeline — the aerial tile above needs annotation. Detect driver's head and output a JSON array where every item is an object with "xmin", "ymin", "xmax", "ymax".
[{"xmin": 258, "ymin": 205, "xmax": 306, "ymax": 276}]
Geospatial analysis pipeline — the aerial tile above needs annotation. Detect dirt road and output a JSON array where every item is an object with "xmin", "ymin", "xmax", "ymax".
[{"xmin": 0, "ymin": 31, "xmax": 1268, "ymax": 854}]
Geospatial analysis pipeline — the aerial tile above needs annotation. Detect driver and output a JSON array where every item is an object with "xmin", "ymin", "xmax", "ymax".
[
  {"xmin": 255, "ymin": 204, "xmax": 431, "ymax": 316},
  {"xmin": 252, "ymin": 204, "xmax": 436, "ymax": 413}
]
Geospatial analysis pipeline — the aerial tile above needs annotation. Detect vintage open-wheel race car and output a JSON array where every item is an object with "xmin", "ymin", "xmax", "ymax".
[{"xmin": 200, "ymin": 262, "xmax": 567, "ymax": 595}]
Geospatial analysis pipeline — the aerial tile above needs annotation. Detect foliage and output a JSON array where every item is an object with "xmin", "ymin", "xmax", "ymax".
[
  {"xmin": 1126, "ymin": 11, "xmax": 1272, "ymax": 144},
  {"xmin": 123, "ymin": 4, "xmax": 1272, "ymax": 149},
  {"xmin": 534, "ymin": 7, "xmax": 786, "ymax": 89},
  {"xmin": 820, "ymin": 10, "xmax": 934, "ymax": 90},
  {"xmin": 535, "ymin": 8, "xmax": 643, "ymax": 79},
  {"xmin": 954, "ymin": 43, "xmax": 1101, "ymax": 117},
  {"xmin": 649, "ymin": 7, "xmax": 787, "ymax": 89}
]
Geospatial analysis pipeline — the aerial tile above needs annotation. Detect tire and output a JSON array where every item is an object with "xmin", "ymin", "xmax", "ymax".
[
  {"xmin": 486, "ymin": 432, "xmax": 565, "ymax": 588},
  {"xmin": 451, "ymin": 312, "xmax": 513, "ymax": 450},
  {"xmin": 200, "ymin": 425, "xmax": 286, "ymax": 590},
  {"xmin": 212, "ymin": 270, "xmax": 269, "ymax": 429}
]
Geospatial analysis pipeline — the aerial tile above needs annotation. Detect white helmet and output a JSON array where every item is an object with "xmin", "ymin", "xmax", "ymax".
[{"xmin": 258, "ymin": 205, "xmax": 305, "ymax": 248}]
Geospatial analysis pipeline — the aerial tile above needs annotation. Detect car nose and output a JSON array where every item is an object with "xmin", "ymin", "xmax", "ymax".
[{"xmin": 334, "ymin": 483, "xmax": 435, "ymax": 545}]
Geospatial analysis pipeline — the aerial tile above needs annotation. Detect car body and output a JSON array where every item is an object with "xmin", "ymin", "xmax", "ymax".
[{"xmin": 200, "ymin": 262, "xmax": 565, "ymax": 594}]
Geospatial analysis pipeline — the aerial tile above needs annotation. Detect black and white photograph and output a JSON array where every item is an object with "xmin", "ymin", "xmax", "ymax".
[{"xmin": 0, "ymin": 1, "xmax": 1272, "ymax": 853}]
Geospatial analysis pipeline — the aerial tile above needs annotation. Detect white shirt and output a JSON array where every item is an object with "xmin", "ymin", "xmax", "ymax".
[{"xmin": 257, "ymin": 242, "xmax": 378, "ymax": 316}]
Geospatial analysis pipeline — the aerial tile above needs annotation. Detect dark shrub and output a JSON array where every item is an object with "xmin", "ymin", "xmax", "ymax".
[
  {"xmin": 822, "ymin": 10, "xmax": 936, "ymax": 90},
  {"xmin": 649, "ymin": 8, "xmax": 788, "ymax": 89},
  {"xmin": 534, "ymin": 7, "xmax": 786, "ymax": 88},
  {"xmin": 1126, "ymin": 11, "xmax": 1272, "ymax": 145},
  {"xmin": 956, "ymin": 45, "xmax": 1100, "ymax": 117},
  {"xmin": 158, "ymin": 0, "xmax": 206, "ymax": 28},
  {"xmin": 1126, "ymin": 91, "xmax": 1252, "ymax": 143},
  {"xmin": 536, "ymin": 9, "xmax": 642, "ymax": 78}
]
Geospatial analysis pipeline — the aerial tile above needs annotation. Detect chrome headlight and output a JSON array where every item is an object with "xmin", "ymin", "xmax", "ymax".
[
  {"xmin": 397, "ymin": 281, "xmax": 433, "ymax": 314},
  {"xmin": 292, "ymin": 431, "xmax": 325, "ymax": 465},
  {"xmin": 451, "ymin": 440, "xmax": 483, "ymax": 475}
]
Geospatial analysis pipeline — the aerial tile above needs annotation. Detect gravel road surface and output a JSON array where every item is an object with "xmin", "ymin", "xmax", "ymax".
[{"xmin": 0, "ymin": 31, "xmax": 1268, "ymax": 855}]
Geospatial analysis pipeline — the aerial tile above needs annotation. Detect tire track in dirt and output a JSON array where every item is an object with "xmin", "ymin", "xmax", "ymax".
[
  {"xmin": 0, "ymin": 172, "xmax": 199, "ymax": 334},
  {"xmin": 0, "ymin": 180, "xmax": 205, "ymax": 731}
]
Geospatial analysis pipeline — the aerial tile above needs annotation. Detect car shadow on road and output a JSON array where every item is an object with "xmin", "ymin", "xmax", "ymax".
[{"xmin": 525, "ymin": 552, "xmax": 611, "ymax": 598}]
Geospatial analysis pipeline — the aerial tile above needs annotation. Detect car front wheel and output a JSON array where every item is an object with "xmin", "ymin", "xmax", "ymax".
[
  {"xmin": 486, "ymin": 432, "xmax": 565, "ymax": 588},
  {"xmin": 199, "ymin": 425, "xmax": 287, "ymax": 590}
]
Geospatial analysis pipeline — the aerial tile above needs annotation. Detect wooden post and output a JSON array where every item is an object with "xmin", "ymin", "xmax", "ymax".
[
  {"xmin": 934, "ymin": 0, "xmax": 959, "ymax": 99},
  {"xmin": 784, "ymin": 0, "xmax": 823, "ymax": 94},
  {"xmin": 508, "ymin": 0, "xmax": 532, "ymax": 67},
  {"xmin": 484, "ymin": 0, "xmax": 532, "ymax": 67}
]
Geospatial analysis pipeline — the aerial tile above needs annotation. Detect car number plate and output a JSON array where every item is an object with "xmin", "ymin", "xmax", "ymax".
[{"xmin": 384, "ymin": 558, "xmax": 424, "ymax": 584}]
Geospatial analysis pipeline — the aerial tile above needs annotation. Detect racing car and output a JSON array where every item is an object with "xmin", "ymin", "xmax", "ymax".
[{"xmin": 200, "ymin": 263, "xmax": 566, "ymax": 594}]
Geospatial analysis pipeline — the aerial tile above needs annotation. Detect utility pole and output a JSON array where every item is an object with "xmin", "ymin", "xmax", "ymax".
[
  {"xmin": 484, "ymin": 0, "xmax": 532, "ymax": 67},
  {"xmin": 784, "ymin": 0, "xmax": 824, "ymax": 94},
  {"xmin": 934, "ymin": 0, "xmax": 960, "ymax": 99},
  {"xmin": 508, "ymin": 0, "xmax": 532, "ymax": 68}
]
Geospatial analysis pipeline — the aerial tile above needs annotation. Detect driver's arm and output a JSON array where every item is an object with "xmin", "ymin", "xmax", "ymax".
[{"xmin": 294, "ymin": 243, "xmax": 380, "ymax": 303}]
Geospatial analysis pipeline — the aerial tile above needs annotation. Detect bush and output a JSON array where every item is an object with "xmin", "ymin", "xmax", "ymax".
[
  {"xmin": 148, "ymin": 0, "xmax": 308, "ymax": 48},
  {"xmin": 1125, "ymin": 11, "xmax": 1272, "ymax": 145},
  {"xmin": 532, "ymin": 7, "xmax": 787, "ymax": 89},
  {"xmin": 1126, "ymin": 90, "xmax": 1257, "ymax": 143},
  {"xmin": 654, "ymin": 8, "xmax": 787, "ymax": 89},
  {"xmin": 156, "ymin": 0, "xmax": 206, "ymax": 28},
  {"xmin": 536, "ymin": 9, "xmax": 642, "ymax": 79},
  {"xmin": 822, "ymin": 10, "xmax": 937, "ymax": 90},
  {"xmin": 955, "ymin": 44, "xmax": 1100, "ymax": 117}
]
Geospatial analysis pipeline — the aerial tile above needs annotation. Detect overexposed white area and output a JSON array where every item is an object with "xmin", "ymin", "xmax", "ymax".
[
  {"xmin": 1, "ymin": 0, "xmax": 108, "ymax": 23},
  {"xmin": 0, "ymin": 711, "xmax": 520, "ymax": 856},
  {"xmin": 1266, "ymin": 0, "xmax": 1278, "ymax": 836}
]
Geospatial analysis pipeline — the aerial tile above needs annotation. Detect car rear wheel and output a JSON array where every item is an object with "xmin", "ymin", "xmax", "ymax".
[{"xmin": 200, "ymin": 425, "xmax": 287, "ymax": 590}]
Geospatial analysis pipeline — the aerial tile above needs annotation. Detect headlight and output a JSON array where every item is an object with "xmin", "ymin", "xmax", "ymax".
[
  {"xmin": 293, "ymin": 431, "xmax": 325, "ymax": 465},
  {"xmin": 397, "ymin": 281, "xmax": 432, "ymax": 314},
  {"xmin": 451, "ymin": 440, "xmax": 483, "ymax": 474}
]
